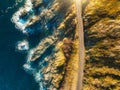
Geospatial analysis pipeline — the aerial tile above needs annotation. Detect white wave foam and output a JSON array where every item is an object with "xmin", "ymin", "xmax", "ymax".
[
  {"xmin": 34, "ymin": 72, "xmax": 46, "ymax": 90},
  {"xmin": 11, "ymin": 0, "xmax": 33, "ymax": 32},
  {"xmin": 16, "ymin": 40, "xmax": 29, "ymax": 51},
  {"xmin": 23, "ymin": 62, "xmax": 37, "ymax": 74}
]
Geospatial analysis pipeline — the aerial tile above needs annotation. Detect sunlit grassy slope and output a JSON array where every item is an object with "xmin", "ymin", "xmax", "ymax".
[{"xmin": 83, "ymin": 0, "xmax": 120, "ymax": 90}]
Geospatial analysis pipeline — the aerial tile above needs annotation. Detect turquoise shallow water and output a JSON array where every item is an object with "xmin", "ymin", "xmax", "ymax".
[{"xmin": 0, "ymin": 0, "xmax": 39, "ymax": 90}]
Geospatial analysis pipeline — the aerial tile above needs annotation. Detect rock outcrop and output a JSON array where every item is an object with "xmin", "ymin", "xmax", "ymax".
[{"xmin": 12, "ymin": 0, "xmax": 79, "ymax": 90}]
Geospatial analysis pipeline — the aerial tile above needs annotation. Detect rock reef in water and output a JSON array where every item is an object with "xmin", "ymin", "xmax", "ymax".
[
  {"xmin": 16, "ymin": 40, "xmax": 29, "ymax": 51},
  {"xmin": 12, "ymin": 0, "xmax": 79, "ymax": 90}
]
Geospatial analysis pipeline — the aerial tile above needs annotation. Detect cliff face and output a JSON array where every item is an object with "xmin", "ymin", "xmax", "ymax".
[{"xmin": 83, "ymin": 0, "xmax": 120, "ymax": 90}]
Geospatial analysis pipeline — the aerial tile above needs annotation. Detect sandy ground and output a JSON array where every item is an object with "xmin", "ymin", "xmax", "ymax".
[{"xmin": 61, "ymin": 28, "xmax": 79, "ymax": 90}]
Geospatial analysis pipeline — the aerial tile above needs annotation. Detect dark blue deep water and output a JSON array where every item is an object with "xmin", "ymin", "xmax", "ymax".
[{"xmin": 0, "ymin": 0, "xmax": 39, "ymax": 90}]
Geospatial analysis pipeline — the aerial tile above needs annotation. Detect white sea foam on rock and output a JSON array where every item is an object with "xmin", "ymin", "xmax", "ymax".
[
  {"xmin": 16, "ymin": 40, "xmax": 29, "ymax": 51},
  {"xmin": 11, "ymin": 0, "xmax": 33, "ymax": 32}
]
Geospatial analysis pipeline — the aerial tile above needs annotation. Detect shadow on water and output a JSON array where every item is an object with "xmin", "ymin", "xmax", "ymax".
[{"xmin": 0, "ymin": 0, "xmax": 39, "ymax": 90}]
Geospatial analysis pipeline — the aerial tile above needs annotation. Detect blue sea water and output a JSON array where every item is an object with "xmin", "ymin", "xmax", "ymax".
[{"xmin": 0, "ymin": 0, "xmax": 39, "ymax": 90}]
